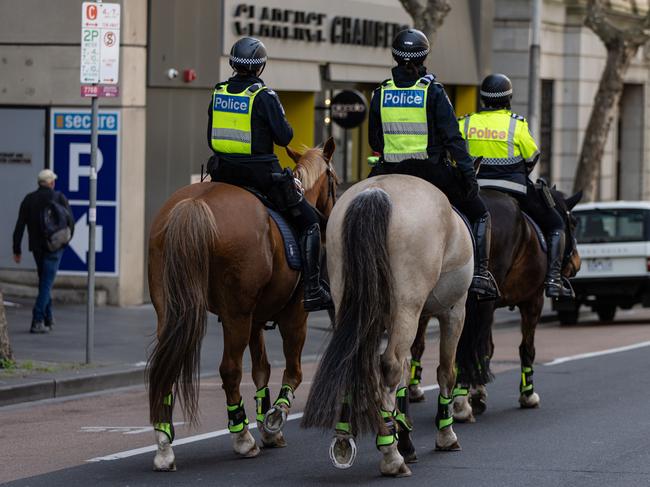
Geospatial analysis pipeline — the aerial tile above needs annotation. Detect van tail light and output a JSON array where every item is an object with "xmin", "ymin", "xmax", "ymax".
[{"xmin": 647, "ymin": 257, "xmax": 650, "ymax": 272}]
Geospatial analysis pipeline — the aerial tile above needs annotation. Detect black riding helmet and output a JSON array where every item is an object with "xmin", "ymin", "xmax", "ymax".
[
  {"xmin": 229, "ymin": 37, "xmax": 268, "ymax": 74},
  {"xmin": 392, "ymin": 29, "xmax": 430, "ymax": 65},
  {"xmin": 480, "ymin": 73, "xmax": 513, "ymax": 108}
]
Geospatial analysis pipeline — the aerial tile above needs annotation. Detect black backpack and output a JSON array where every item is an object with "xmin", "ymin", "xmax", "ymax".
[{"xmin": 41, "ymin": 194, "xmax": 72, "ymax": 252}]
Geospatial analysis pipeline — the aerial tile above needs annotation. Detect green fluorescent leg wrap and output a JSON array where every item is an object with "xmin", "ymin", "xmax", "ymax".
[
  {"xmin": 395, "ymin": 387, "xmax": 413, "ymax": 432},
  {"xmin": 255, "ymin": 386, "xmax": 270, "ymax": 422},
  {"xmin": 520, "ymin": 366, "xmax": 534, "ymax": 396},
  {"xmin": 453, "ymin": 384, "xmax": 469, "ymax": 397},
  {"xmin": 436, "ymin": 394, "xmax": 454, "ymax": 430},
  {"xmin": 154, "ymin": 392, "xmax": 175, "ymax": 442},
  {"xmin": 336, "ymin": 396, "xmax": 352, "ymax": 434},
  {"xmin": 409, "ymin": 359, "xmax": 422, "ymax": 386},
  {"xmin": 376, "ymin": 410, "xmax": 398, "ymax": 449},
  {"xmin": 274, "ymin": 384, "xmax": 294, "ymax": 408},
  {"xmin": 227, "ymin": 398, "xmax": 249, "ymax": 434}
]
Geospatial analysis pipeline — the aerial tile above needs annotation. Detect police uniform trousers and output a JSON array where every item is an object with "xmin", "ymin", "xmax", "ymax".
[
  {"xmin": 211, "ymin": 157, "xmax": 319, "ymax": 230},
  {"xmin": 368, "ymin": 159, "xmax": 488, "ymax": 223}
]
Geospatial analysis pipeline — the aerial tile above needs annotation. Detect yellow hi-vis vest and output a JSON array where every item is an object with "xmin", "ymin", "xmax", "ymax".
[
  {"xmin": 379, "ymin": 76, "xmax": 432, "ymax": 163},
  {"xmin": 459, "ymin": 109, "xmax": 539, "ymax": 194},
  {"xmin": 210, "ymin": 82, "xmax": 267, "ymax": 154}
]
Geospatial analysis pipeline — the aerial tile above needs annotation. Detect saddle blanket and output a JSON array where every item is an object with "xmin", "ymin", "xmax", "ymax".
[
  {"xmin": 267, "ymin": 208, "xmax": 302, "ymax": 271},
  {"xmin": 522, "ymin": 212, "xmax": 547, "ymax": 253},
  {"xmin": 452, "ymin": 207, "xmax": 476, "ymax": 251}
]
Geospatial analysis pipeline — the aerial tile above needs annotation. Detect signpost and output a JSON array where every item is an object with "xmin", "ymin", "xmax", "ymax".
[
  {"xmin": 330, "ymin": 90, "xmax": 368, "ymax": 181},
  {"xmin": 80, "ymin": 1, "xmax": 120, "ymax": 364}
]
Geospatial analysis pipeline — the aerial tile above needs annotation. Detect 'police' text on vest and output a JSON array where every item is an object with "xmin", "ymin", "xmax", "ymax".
[
  {"xmin": 382, "ymin": 90, "xmax": 425, "ymax": 108},
  {"xmin": 214, "ymin": 94, "xmax": 250, "ymax": 114}
]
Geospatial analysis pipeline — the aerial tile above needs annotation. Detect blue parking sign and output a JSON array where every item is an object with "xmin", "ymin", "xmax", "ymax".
[
  {"xmin": 60, "ymin": 205, "xmax": 118, "ymax": 274},
  {"xmin": 50, "ymin": 109, "xmax": 119, "ymax": 276}
]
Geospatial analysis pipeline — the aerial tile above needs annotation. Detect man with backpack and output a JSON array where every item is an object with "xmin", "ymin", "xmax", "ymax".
[{"xmin": 13, "ymin": 169, "xmax": 74, "ymax": 334}]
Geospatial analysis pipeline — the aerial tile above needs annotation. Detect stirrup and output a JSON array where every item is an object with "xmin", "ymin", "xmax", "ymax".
[
  {"xmin": 470, "ymin": 272, "xmax": 499, "ymax": 300},
  {"xmin": 303, "ymin": 288, "xmax": 333, "ymax": 312},
  {"xmin": 545, "ymin": 278, "xmax": 574, "ymax": 299}
]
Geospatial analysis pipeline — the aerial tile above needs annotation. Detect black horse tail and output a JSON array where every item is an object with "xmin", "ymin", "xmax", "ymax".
[
  {"xmin": 147, "ymin": 198, "xmax": 218, "ymax": 426},
  {"xmin": 456, "ymin": 292, "xmax": 494, "ymax": 385},
  {"xmin": 302, "ymin": 187, "xmax": 393, "ymax": 434}
]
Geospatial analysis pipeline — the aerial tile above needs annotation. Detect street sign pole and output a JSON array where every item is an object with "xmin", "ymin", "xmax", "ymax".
[{"xmin": 86, "ymin": 89, "xmax": 99, "ymax": 364}]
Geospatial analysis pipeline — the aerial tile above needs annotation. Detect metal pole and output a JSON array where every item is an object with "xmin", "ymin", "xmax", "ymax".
[
  {"xmin": 86, "ymin": 87, "xmax": 98, "ymax": 364},
  {"xmin": 527, "ymin": 0, "xmax": 542, "ymax": 138}
]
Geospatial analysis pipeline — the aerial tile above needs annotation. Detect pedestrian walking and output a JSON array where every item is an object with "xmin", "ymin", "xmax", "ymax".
[{"xmin": 12, "ymin": 169, "xmax": 74, "ymax": 333}]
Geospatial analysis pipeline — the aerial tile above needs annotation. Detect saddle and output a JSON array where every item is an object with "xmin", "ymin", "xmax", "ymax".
[
  {"xmin": 522, "ymin": 212, "xmax": 548, "ymax": 253},
  {"xmin": 243, "ymin": 186, "xmax": 302, "ymax": 271},
  {"xmin": 452, "ymin": 207, "xmax": 476, "ymax": 251}
]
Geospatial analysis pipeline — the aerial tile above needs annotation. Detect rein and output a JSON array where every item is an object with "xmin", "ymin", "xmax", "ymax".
[{"xmin": 311, "ymin": 165, "xmax": 337, "ymax": 227}]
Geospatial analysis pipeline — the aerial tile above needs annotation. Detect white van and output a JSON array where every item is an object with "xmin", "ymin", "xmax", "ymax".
[{"xmin": 555, "ymin": 201, "xmax": 650, "ymax": 324}]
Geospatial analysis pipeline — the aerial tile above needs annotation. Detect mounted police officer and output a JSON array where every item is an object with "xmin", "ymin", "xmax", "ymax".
[
  {"xmin": 207, "ymin": 37, "xmax": 332, "ymax": 311},
  {"xmin": 459, "ymin": 73, "xmax": 572, "ymax": 298},
  {"xmin": 368, "ymin": 28, "xmax": 499, "ymax": 300}
]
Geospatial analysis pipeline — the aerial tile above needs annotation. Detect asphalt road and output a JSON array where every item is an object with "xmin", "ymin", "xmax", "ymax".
[{"xmin": 3, "ymin": 318, "xmax": 650, "ymax": 486}]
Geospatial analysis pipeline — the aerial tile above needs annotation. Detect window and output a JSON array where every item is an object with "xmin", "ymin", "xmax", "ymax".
[{"xmin": 575, "ymin": 209, "xmax": 647, "ymax": 243}]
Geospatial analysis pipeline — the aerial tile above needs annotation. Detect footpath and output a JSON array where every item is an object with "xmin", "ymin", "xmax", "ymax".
[{"xmin": 0, "ymin": 296, "xmax": 557, "ymax": 407}]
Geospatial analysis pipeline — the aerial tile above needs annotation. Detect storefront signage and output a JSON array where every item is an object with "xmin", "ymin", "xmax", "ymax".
[
  {"xmin": 232, "ymin": 3, "xmax": 407, "ymax": 48},
  {"xmin": 330, "ymin": 90, "xmax": 368, "ymax": 129}
]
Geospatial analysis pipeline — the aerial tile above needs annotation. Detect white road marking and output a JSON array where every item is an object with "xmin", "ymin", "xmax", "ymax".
[
  {"xmin": 89, "ymin": 339, "xmax": 650, "ymax": 463},
  {"xmin": 81, "ymin": 423, "xmax": 185, "ymax": 436},
  {"xmin": 543, "ymin": 340, "xmax": 650, "ymax": 366}
]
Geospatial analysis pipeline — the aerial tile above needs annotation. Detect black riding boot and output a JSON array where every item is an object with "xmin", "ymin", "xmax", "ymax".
[
  {"xmin": 301, "ymin": 223, "xmax": 333, "ymax": 312},
  {"xmin": 470, "ymin": 213, "xmax": 499, "ymax": 300},
  {"xmin": 545, "ymin": 231, "xmax": 574, "ymax": 299}
]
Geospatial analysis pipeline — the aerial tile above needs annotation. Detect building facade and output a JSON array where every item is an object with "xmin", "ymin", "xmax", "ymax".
[
  {"xmin": 492, "ymin": 0, "xmax": 650, "ymax": 200},
  {"xmin": 0, "ymin": 0, "xmax": 490, "ymax": 305}
]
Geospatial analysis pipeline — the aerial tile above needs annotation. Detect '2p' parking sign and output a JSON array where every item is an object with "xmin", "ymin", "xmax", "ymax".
[{"xmin": 50, "ymin": 109, "xmax": 120, "ymax": 275}]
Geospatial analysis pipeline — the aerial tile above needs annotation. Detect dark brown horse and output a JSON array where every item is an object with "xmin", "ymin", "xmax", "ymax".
[
  {"xmin": 407, "ymin": 188, "xmax": 582, "ymax": 421},
  {"xmin": 146, "ymin": 139, "xmax": 337, "ymax": 471}
]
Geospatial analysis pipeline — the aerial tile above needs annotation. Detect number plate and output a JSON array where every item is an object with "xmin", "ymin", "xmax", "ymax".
[{"xmin": 587, "ymin": 258, "xmax": 612, "ymax": 272}]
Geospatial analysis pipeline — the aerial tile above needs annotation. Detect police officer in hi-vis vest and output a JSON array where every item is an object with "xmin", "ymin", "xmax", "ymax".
[
  {"xmin": 369, "ymin": 28, "xmax": 499, "ymax": 300},
  {"xmin": 459, "ymin": 73, "xmax": 572, "ymax": 298},
  {"xmin": 207, "ymin": 37, "xmax": 332, "ymax": 311}
]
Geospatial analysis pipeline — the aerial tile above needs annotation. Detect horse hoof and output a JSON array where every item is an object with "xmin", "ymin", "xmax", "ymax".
[
  {"xmin": 233, "ymin": 429, "xmax": 260, "ymax": 458},
  {"xmin": 453, "ymin": 397, "xmax": 475, "ymax": 423},
  {"xmin": 381, "ymin": 462, "xmax": 411, "ymax": 477},
  {"xmin": 258, "ymin": 421, "xmax": 287, "ymax": 448},
  {"xmin": 470, "ymin": 396, "xmax": 487, "ymax": 415},
  {"xmin": 153, "ymin": 431, "xmax": 176, "ymax": 471},
  {"xmin": 435, "ymin": 441, "xmax": 461, "ymax": 452},
  {"xmin": 329, "ymin": 435, "xmax": 357, "ymax": 469},
  {"xmin": 408, "ymin": 385, "xmax": 425, "ymax": 403},
  {"xmin": 519, "ymin": 392, "xmax": 540, "ymax": 409},
  {"xmin": 263, "ymin": 406, "xmax": 287, "ymax": 435}
]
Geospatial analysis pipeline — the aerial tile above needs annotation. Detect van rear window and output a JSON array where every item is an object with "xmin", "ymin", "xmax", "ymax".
[{"xmin": 575, "ymin": 209, "xmax": 646, "ymax": 243}]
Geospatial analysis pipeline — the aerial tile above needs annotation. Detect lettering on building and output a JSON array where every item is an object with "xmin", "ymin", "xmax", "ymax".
[
  {"xmin": 0, "ymin": 152, "xmax": 32, "ymax": 164},
  {"xmin": 232, "ymin": 4, "xmax": 407, "ymax": 47}
]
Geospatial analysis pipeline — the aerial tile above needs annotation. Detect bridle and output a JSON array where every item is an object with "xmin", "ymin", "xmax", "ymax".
[{"xmin": 312, "ymin": 164, "xmax": 337, "ymax": 227}]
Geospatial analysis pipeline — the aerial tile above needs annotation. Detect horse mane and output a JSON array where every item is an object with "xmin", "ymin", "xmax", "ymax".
[{"xmin": 294, "ymin": 147, "xmax": 338, "ymax": 191}]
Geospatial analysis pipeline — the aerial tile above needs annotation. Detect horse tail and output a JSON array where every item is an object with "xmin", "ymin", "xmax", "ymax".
[
  {"xmin": 147, "ymin": 198, "xmax": 218, "ymax": 426},
  {"xmin": 302, "ymin": 187, "xmax": 393, "ymax": 434},
  {"xmin": 455, "ymin": 292, "xmax": 494, "ymax": 385}
]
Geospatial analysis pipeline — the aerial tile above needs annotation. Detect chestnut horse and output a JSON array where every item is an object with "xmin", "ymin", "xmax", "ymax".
[
  {"xmin": 407, "ymin": 188, "xmax": 582, "ymax": 420},
  {"xmin": 146, "ymin": 139, "xmax": 337, "ymax": 471}
]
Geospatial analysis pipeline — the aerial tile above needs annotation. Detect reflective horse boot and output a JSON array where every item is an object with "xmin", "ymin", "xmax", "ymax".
[
  {"xmin": 301, "ymin": 223, "xmax": 333, "ymax": 312},
  {"xmin": 153, "ymin": 393, "xmax": 176, "ymax": 471},
  {"xmin": 329, "ymin": 398, "xmax": 357, "ymax": 469},
  {"xmin": 227, "ymin": 398, "xmax": 259, "ymax": 457},
  {"xmin": 408, "ymin": 359, "xmax": 425, "ymax": 403},
  {"xmin": 518, "ymin": 366, "xmax": 540, "ymax": 408},
  {"xmin": 263, "ymin": 384, "xmax": 293, "ymax": 436},
  {"xmin": 377, "ymin": 409, "xmax": 410, "ymax": 477},
  {"xmin": 395, "ymin": 387, "xmax": 417, "ymax": 463},
  {"xmin": 255, "ymin": 386, "xmax": 286, "ymax": 448},
  {"xmin": 470, "ymin": 213, "xmax": 500, "ymax": 300},
  {"xmin": 435, "ymin": 394, "xmax": 461, "ymax": 451},
  {"xmin": 545, "ymin": 231, "xmax": 574, "ymax": 299}
]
